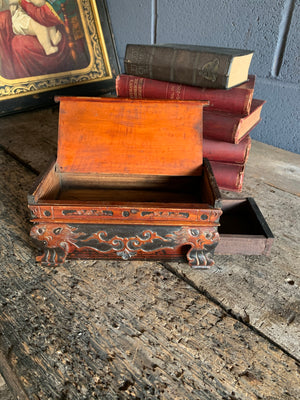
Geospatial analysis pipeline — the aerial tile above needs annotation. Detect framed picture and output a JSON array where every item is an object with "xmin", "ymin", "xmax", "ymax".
[{"xmin": 0, "ymin": 0, "xmax": 120, "ymax": 116}]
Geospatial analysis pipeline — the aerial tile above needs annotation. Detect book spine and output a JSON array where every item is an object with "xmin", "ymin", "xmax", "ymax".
[
  {"xmin": 203, "ymin": 99, "xmax": 265, "ymax": 143},
  {"xmin": 210, "ymin": 161, "xmax": 245, "ymax": 192},
  {"xmin": 116, "ymin": 74, "xmax": 254, "ymax": 115},
  {"xmin": 124, "ymin": 44, "xmax": 232, "ymax": 89},
  {"xmin": 203, "ymin": 110, "xmax": 241, "ymax": 143},
  {"xmin": 203, "ymin": 136, "xmax": 251, "ymax": 164}
]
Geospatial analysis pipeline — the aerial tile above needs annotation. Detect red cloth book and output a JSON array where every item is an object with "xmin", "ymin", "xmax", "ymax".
[
  {"xmin": 203, "ymin": 136, "xmax": 251, "ymax": 164},
  {"xmin": 116, "ymin": 74, "xmax": 255, "ymax": 115},
  {"xmin": 203, "ymin": 99, "xmax": 265, "ymax": 144},
  {"xmin": 210, "ymin": 161, "xmax": 245, "ymax": 192}
]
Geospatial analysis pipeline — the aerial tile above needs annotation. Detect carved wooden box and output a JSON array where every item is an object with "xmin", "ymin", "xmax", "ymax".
[{"xmin": 28, "ymin": 97, "xmax": 224, "ymax": 267}]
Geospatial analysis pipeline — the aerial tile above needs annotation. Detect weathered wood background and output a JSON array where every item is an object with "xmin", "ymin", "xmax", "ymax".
[{"xmin": 0, "ymin": 107, "xmax": 299, "ymax": 399}]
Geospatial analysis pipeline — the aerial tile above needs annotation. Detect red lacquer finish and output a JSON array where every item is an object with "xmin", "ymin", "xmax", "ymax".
[{"xmin": 28, "ymin": 97, "xmax": 222, "ymax": 267}]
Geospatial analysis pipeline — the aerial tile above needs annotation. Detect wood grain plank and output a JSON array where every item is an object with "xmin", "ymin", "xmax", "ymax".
[
  {"xmin": 246, "ymin": 140, "xmax": 300, "ymax": 196},
  {"xmin": 1, "ymin": 149, "xmax": 300, "ymax": 399},
  {"xmin": 0, "ymin": 372, "xmax": 15, "ymax": 400},
  {"xmin": 0, "ymin": 352, "xmax": 29, "ymax": 400},
  {"xmin": 166, "ymin": 154, "xmax": 300, "ymax": 359},
  {"xmin": 0, "ymin": 107, "xmax": 299, "ymax": 361},
  {"xmin": 0, "ymin": 106, "xmax": 59, "ymax": 173}
]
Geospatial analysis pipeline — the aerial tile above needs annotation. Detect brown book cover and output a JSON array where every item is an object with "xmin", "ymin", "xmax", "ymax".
[
  {"xmin": 116, "ymin": 74, "xmax": 255, "ymax": 115},
  {"xmin": 203, "ymin": 136, "xmax": 251, "ymax": 164},
  {"xmin": 203, "ymin": 99, "xmax": 265, "ymax": 143},
  {"xmin": 124, "ymin": 44, "xmax": 254, "ymax": 89}
]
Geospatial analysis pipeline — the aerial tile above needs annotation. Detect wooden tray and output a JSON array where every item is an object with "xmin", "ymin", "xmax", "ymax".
[
  {"xmin": 28, "ymin": 97, "xmax": 223, "ymax": 267},
  {"xmin": 216, "ymin": 197, "xmax": 274, "ymax": 256}
]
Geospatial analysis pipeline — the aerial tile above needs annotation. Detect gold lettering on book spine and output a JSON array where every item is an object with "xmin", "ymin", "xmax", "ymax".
[
  {"xmin": 128, "ymin": 80, "xmax": 134, "ymax": 98},
  {"xmin": 169, "ymin": 83, "xmax": 182, "ymax": 100},
  {"xmin": 133, "ymin": 79, "xmax": 138, "ymax": 98},
  {"xmin": 128, "ymin": 78, "xmax": 144, "ymax": 99},
  {"xmin": 137, "ymin": 78, "xmax": 143, "ymax": 98}
]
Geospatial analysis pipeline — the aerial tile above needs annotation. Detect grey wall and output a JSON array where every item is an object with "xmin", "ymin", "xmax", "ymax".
[{"xmin": 106, "ymin": 0, "xmax": 300, "ymax": 154}]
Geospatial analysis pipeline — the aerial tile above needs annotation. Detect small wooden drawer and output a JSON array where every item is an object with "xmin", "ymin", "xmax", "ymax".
[{"xmin": 216, "ymin": 197, "xmax": 274, "ymax": 256}]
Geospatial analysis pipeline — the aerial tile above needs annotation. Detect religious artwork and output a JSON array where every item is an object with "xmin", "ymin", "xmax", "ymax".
[{"xmin": 0, "ymin": 0, "xmax": 119, "ymax": 115}]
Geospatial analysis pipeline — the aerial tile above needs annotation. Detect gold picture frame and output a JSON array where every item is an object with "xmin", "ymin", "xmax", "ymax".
[{"xmin": 0, "ymin": 0, "xmax": 120, "ymax": 116}]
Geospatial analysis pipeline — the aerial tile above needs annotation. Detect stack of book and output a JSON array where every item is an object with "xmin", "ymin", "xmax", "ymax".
[{"xmin": 115, "ymin": 44, "xmax": 265, "ymax": 191}]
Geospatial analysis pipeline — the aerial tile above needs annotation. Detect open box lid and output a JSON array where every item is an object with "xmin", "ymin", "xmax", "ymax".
[{"xmin": 55, "ymin": 97, "xmax": 208, "ymax": 176}]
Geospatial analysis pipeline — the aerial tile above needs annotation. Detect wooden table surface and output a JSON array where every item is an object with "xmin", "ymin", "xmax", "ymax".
[{"xmin": 0, "ymin": 106, "xmax": 299, "ymax": 400}]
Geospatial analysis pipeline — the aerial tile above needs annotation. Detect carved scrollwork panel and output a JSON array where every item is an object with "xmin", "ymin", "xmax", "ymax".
[{"xmin": 30, "ymin": 223, "xmax": 220, "ymax": 267}]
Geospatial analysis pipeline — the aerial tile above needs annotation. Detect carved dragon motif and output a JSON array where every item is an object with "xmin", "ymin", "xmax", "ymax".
[
  {"xmin": 30, "ymin": 224, "xmax": 85, "ymax": 265},
  {"xmin": 30, "ymin": 223, "xmax": 219, "ymax": 267}
]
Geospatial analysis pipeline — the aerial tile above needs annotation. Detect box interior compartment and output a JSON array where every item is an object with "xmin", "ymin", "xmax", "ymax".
[
  {"xmin": 219, "ymin": 198, "xmax": 273, "ymax": 236},
  {"xmin": 215, "ymin": 198, "xmax": 274, "ymax": 256},
  {"xmin": 31, "ymin": 161, "xmax": 219, "ymax": 208}
]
